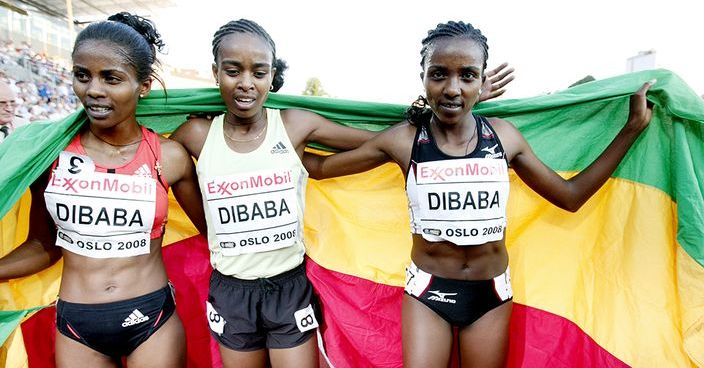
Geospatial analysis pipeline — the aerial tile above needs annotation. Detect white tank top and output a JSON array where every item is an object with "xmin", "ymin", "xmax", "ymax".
[{"xmin": 197, "ymin": 109, "xmax": 307, "ymax": 279}]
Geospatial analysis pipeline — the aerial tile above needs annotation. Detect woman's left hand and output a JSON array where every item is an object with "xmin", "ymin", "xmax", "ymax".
[{"xmin": 479, "ymin": 62, "xmax": 515, "ymax": 102}]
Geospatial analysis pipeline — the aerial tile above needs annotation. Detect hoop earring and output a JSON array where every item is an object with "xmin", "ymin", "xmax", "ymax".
[{"xmin": 269, "ymin": 85, "xmax": 274, "ymax": 91}]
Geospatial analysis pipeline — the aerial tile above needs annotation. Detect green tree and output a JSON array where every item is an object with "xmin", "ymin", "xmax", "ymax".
[{"xmin": 302, "ymin": 77, "xmax": 329, "ymax": 97}]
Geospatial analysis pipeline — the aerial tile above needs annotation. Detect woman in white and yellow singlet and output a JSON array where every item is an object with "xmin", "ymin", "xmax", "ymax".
[{"xmin": 171, "ymin": 17, "xmax": 514, "ymax": 368}]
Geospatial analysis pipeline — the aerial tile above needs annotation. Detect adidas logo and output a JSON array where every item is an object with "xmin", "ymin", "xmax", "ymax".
[
  {"xmin": 270, "ymin": 141, "xmax": 289, "ymax": 154},
  {"xmin": 133, "ymin": 164, "xmax": 152, "ymax": 178},
  {"xmin": 427, "ymin": 290, "xmax": 457, "ymax": 304},
  {"xmin": 122, "ymin": 309, "xmax": 150, "ymax": 327}
]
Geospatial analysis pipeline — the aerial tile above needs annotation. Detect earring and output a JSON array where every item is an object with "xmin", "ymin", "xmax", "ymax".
[
  {"xmin": 139, "ymin": 94, "xmax": 144, "ymax": 98},
  {"xmin": 269, "ymin": 85, "xmax": 274, "ymax": 91},
  {"xmin": 478, "ymin": 88, "xmax": 483, "ymax": 95}
]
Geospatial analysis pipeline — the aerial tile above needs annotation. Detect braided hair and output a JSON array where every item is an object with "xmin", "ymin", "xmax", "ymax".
[
  {"xmin": 406, "ymin": 21, "xmax": 489, "ymax": 126},
  {"xmin": 73, "ymin": 12, "xmax": 165, "ymax": 85},
  {"xmin": 211, "ymin": 19, "xmax": 288, "ymax": 92}
]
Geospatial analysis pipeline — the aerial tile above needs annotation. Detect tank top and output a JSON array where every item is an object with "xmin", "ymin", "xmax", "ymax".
[
  {"xmin": 406, "ymin": 115, "xmax": 509, "ymax": 246},
  {"xmin": 44, "ymin": 126, "xmax": 169, "ymax": 258},
  {"xmin": 197, "ymin": 109, "xmax": 307, "ymax": 279}
]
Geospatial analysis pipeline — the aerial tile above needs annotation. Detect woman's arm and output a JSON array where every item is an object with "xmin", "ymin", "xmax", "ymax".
[
  {"xmin": 169, "ymin": 117, "xmax": 212, "ymax": 160},
  {"xmin": 0, "ymin": 172, "xmax": 62, "ymax": 281},
  {"xmin": 282, "ymin": 109, "xmax": 377, "ymax": 152},
  {"xmin": 501, "ymin": 80, "xmax": 655, "ymax": 212},
  {"xmin": 161, "ymin": 139, "xmax": 208, "ymax": 237},
  {"xmin": 303, "ymin": 122, "xmax": 414, "ymax": 179}
]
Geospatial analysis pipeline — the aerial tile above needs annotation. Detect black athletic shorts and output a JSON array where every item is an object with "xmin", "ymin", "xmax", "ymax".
[
  {"xmin": 56, "ymin": 283, "xmax": 176, "ymax": 358},
  {"xmin": 206, "ymin": 262, "xmax": 320, "ymax": 351},
  {"xmin": 404, "ymin": 261, "xmax": 512, "ymax": 326}
]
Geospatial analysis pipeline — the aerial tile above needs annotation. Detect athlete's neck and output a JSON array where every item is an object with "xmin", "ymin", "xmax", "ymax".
[
  {"xmin": 430, "ymin": 115, "xmax": 477, "ymax": 145},
  {"xmin": 224, "ymin": 109, "xmax": 267, "ymax": 134},
  {"xmin": 86, "ymin": 120, "xmax": 142, "ymax": 147}
]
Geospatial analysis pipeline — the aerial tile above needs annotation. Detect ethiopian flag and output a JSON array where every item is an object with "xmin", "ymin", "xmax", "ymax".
[{"xmin": 0, "ymin": 69, "xmax": 702, "ymax": 367}]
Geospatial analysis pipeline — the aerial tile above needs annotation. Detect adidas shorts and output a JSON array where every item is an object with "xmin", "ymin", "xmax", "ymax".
[
  {"xmin": 207, "ymin": 262, "xmax": 320, "ymax": 351},
  {"xmin": 404, "ymin": 261, "xmax": 512, "ymax": 327},
  {"xmin": 56, "ymin": 283, "xmax": 176, "ymax": 358}
]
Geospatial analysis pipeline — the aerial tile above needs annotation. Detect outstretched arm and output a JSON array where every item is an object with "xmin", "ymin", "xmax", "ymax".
[
  {"xmin": 304, "ymin": 122, "xmax": 414, "ymax": 179},
  {"xmin": 282, "ymin": 109, "xmax": 378, "ymax": 152},
  {"xmin": 0, "ymin": 172, "xmax": 61, "ymax": 281},
  {"xmin": 503, "ymin": 80, "xmax": 655, "ymax": 212},
  {"xmin": 479, "ymin": 62, "xmax": 515, "ymax": 102}
]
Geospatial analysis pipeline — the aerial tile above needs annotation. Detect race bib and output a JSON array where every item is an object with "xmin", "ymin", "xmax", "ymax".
[
  {"xmin": 45, "ymin": 153, "xmax": 155, "ymax": 258},
  {"xmin": 294, "ymin": 304, "xmax": 319, "ymax": 333},
  {"xmin": 493, "ymin": 267, "xmax": 513, "ymax": 301},
  {"xmin": 203, "ymin": 168, "xmax": 301, "ymax": 256},
  {"xmin": 415, "ymin": 158, "xmax": 509, "ymax": 246},
  {"xmin": 404, "ymin": 262, "xmax": 432, "ymax": 297},
  {"xmin": 206, "ymin": 301, "xmax": 226, "ymax": 335}
]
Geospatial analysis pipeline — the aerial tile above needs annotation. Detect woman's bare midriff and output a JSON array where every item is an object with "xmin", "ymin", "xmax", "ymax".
[
  {"xmin": 57, "ymin": 237, "xmax": 169, "ymax": 303},
  {"xmin": 410, "ymin": 234, "xmax": 509, "ymax": 280}
]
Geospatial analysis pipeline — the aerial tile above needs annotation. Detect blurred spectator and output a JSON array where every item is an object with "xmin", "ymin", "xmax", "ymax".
[
  {"xmin": 0, "ymin": 80, "xmax": 28, "ymax": 144},
  {"xmin": 0, "ymin": 39, "xmax": 79, "ymax": 122}
]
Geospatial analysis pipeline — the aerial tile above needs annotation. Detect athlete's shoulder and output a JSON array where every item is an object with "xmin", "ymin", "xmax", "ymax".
[
  {"xmin": 279, "ymin": 108, "xmax": 328, "ymax": 131},
  {"xmin": 159, "ymin": 135, "xmax": 191, "ymax": 162},
  {"xmin": 485, "ymin": 116, "xmax": 516, "ymax": 130},
  {"xmin": 176, "ymin": 116, "xmax": 214, "ymax": 137},
  {"xmin": 280, "ymin": 108, "xmax": 317, "ymax": 121},
  {"xmin": 170, "ymin": 116, "xmax": 214, "ymax": 158},
  {"xmin": 484, "ymin": 117, "xmax": 521, "ymax": 138},
  {"xmin": 382, "ymin": 119, "xmax": 416, "ymax": 138}
]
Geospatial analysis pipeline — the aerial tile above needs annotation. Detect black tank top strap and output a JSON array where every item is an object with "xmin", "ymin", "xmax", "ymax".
[
  {"xmin": 406, "ymin": 120, "xmax": 428, "ymax": 179},
  {"xmin": 473, "ymin": 115, "xmax": 508, "ymax": 164}
]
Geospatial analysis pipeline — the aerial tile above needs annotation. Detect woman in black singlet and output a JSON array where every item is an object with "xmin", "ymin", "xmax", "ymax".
[{"xmin": 304, "ymin": 21, "xmax": 654, "ymax": 367}]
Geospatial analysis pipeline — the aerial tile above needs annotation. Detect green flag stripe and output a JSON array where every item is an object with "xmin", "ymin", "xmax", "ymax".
[{"xmin": 0, "ymin": 306, "xmax": 47, "ymax": 347}]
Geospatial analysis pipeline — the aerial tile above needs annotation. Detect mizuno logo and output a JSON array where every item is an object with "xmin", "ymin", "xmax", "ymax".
[
  {"xmin": 122, "ymin": 309, "xmax": 150, "ymax": 327},
  {"xmin": 481, "ymin": 144, "xmax": 502, "ymax": 159},
  {"xmin": 270, "ymin": 141, "xmax": 289, "ymax": 154},
  {"xmin": 427, "ymin": 290, "xmax": 457, "ymax": 304},
  {"xmin": 133, "ymin": 164, "xmax": 152, "ymax": 178}
]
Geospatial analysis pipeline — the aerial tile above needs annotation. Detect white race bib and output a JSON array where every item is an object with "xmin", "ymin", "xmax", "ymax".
[
  {"xmin": 45, "ymin": 153, "xmax": 156, "ymax": 258},
  {"xmin": 415, "ymin": 158, "xmax": 509, "ymax": 246},
  {"xmin": 405, "ymin": 262, "xmax": 432, "ymax": 297},
  {"xmin": 493, "ymin": 267, "xmax": 513, "ymax": 301},
  {"xmin": 206, "ymin": 301, "xmax": 226, "ymax": 335},
  {"xmin": 203, "ymin": 168, "xmax": 300, "ymax": 255},
  {"xmin": 294, "ymin": 304, "xmax": 319, "ymax": 333}
]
